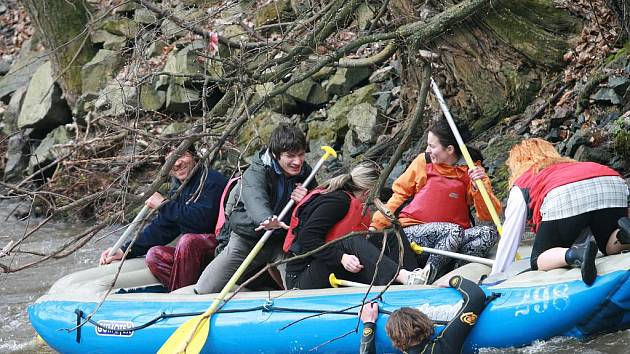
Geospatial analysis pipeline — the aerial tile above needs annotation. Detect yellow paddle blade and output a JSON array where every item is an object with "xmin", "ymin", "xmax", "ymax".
[
  {"xmin": 329, "ymin": 273, "xmax": 339, "ymax": 288},
  {"xmin": 158, "ymin": 315, "xmax": 210, "ymax": 354}
]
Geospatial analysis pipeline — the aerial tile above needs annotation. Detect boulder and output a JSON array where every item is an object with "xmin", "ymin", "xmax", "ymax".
[
  {"xmin": 354, "ymin": 3, "xmax": 375, "ymax": 30},
  {"xmin": 591, "ymin": 87, "xmax": 622, "ymax": 105},
  {"xmin": 324, "ymin": 67, "xmax": 371, "ymax": 96},
  {"xmin": 157, "ymin": 43, "xmax": 205, "ymax": 88},
  {"xmin": 347, "ymin": 102, "xmax": 379, "ymax": 142},
  {"xmin": 17, "ymin": 62, "xmax": 72, "ymax": 131},
  {"xmin": 81, "ymin": 50, "xmax": 124, "ymax": 95},
  {"xmin": 608, "ymin": 75, "xmax": 630, "ymax": 94},
  {"xmin": 307, "ymin": 84, "xmax": 375, "ymax": 152},
  {"xmin": 28, "ymin": 125, "xmax": 72, "ymax": 174},
  {"xmin": 166, "ymin": 84, "xmax": 200, "ymax": 113},
  {"xmin": 134, "ymin": 8, "xmax": 158, "ymax": 25},
  {"xmin": 565, "ymin": 129, "xmax": 589, "ymax": 157},
  {"xmin": 254, "ymin": 82, "xmax": 298, "ymax": 114},
  {"xmin": 144, "ymin": 40, "xmax": 168, "ymax": 58},
  {"xmin": 161, "ymin": 8, "xmax": 205, "ymax": 38},
  {"xmin": 286, "ymin": 78, "xmax": 328, "ymax": 106},
  {"xmin": 102, "ymin": 18, "xmax": 139, "ymax": 38},
  {"xmin": 0, "ymin": 57, "xmax": 11, "ymax": 75},
  {"xmin": 161, "ymin": 122, "xmax": 191, "ymax": 136},
  {"xmin": 139, "ymin": 83, "xmax": 165, "ymax": 112},
  {"xmin": 255, "ymin": 0, "xmax": 294, "ymax": 28},
  {"xmin": 237, "ymin": 110, "xmax": 293, "ymax": 151},
  {"xmin": 3, "ymin": 87, "xmax": 28, "ymax": 180},
  {"xmin": 95, "ymin": 81, "xmax": 137, "ymax": 116},
  {"xmin": 574, "ymin": 145, "xmax": 613, "ymax": 165},
  {"xmin": 90, "ymin": 30, "xmax": 127, "ymax": 50},
  {"xmin": 0, "ymin": 38, "xmax": 45, "ymax": 100}
]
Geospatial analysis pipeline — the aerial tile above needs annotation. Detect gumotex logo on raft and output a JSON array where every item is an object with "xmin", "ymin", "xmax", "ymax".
[{"xmin": 95, "ymin": 320, "xmax": 134, "ymax": 337}]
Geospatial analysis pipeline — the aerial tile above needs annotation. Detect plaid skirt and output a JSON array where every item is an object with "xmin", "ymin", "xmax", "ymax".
[{"xmin": 540, "ymin": 176, "xmax": 629, "ymax": 222}]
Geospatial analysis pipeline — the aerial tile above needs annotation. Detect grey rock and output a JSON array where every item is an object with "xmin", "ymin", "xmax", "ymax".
[
  {"xmin": 591, "ymin": 87, "xmax": 622, "ymax": 105},
  {"xmin": 102, "ymin": 18, "xmax": 139, "ymax": 38},
  {"xmin": 253, "ymin": 82, "xmax": 298, "ymax": 114},
  {"xmin": 95, "ymin": 81, "xmax": 137, "ymax": 116},
  {"xmin": 17, "ymin": 62, "xmax": 71, "ymax": 130},
  {"xmin": 161, "ymin": 8, "xmax": 205, "ymax": 38},
  {"xmin": 286, "ymin": 78, "xmax": 328, "ymax": 105},
  {"xmin": 28, "ymin": 126, "xmax": 72, "ymax": 174},
  {"xmin": 565, "ymin": 130, "xmax": 589, "ymax": 157},
  {"xmin": 162, "ymin": 122, "xmax": 191, "ymax": 136},
  {"xmin": 139, "ymin": 83, "xmax": 165, "ymax": 111},
  {"xmin": 4, "ymin": 132, "xmax": 29, "ymax": 181},
  {"xmin": 0, "ymin": 38, "xmax": 45, "ymax": 100},
  {"xmin": 369, "ymin": 66, "xmax": 395, "ymax": 83},
  {"xmin": 156, "ymin": 43, "xmax": 205, "ymax": 88},
  {"xmin": 574, "ymin": 145, "xmax": 612, "ymax": 164},
  {"xmin": 166, "ymin": 84, "xmax": 200, "ymax": 113},
  {"xmin": 90, "ymin": 30, "xmax": 127, "ymax": 50},
  {"xmin": 4, "ymin": 86, "xmax": 26, "ymax": 133},
  {"xmin": 551, "ymin": 106, "xmax": 571, "ymax": 127},
  {"xmin": 347, "ymin": 102, "xmax": 379, "ymax": 143},
  {"xmin": 608, "ymin": 75, "xmax": 630, "ymax": 94},
  {"xmin": 545, "ymin": 128, "xmax": 560, "ymax": 142},
  {"xmin": 134, "ymin": 8, "xmax": 158, "ymax": 25},
  {"xmin": 354, "ymin": 3, "xmax": 374, "ymax": 30},
  {"xmin": 144, "ymin": 40, "xmax": 168, "ymax": 58},
  {"xmin": 81, "ymin": 50, "xmax": 123, "ymax": 95},
  {"xmin": 307, "ymin": 84, "xmax": 375, "ymax": 152},
  {"xmin": 343, "ymin": 130, "xmax": 370, "ymax": 157},
  {"xmin": 324, "ymin": 67, "xmax": 371, "ymax": 96},
  {"xmin": 0, "ymin": 56, "xmax": 11, "ymax": 75}
]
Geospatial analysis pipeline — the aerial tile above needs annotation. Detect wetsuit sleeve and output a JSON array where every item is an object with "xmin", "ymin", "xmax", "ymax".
[
  {"xmin": 359, "ymin": 322, "xmax": 376, "ymax": 354},
  {"xmin": 432, "ymin": 276, "xmax": 488, "ymax": 353},
  {"xmin": 297, "ymin": 193, "xmax": 350, "ymax": 266},
  {"xmin": 371, "ymin": 153, "xmax": 428, "ymax": 229},
  {"xmin": 490, "ymin": 187, "xmax": 527, "ymax": 275}
]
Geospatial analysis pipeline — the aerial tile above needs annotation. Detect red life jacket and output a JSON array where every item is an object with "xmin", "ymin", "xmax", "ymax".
[
  {"xmin": 283, "ymin": 189, "xmax": 371, "ymax": 253},
  {"xmin": 399, "ymin": 162, "xmax": 472, "ymax": 228},
  {"xmin": 513, "ymin": 161, "xmax": 620, "ymax": 229},
  {"xmin": 214, "ymin": 176, "xmax": 241, "ymax": 236}
]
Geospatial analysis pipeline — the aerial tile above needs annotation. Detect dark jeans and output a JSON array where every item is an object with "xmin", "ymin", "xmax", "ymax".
[
  {"xmin": 286, "ymin": 235, "xmax": 410, "ymax": 290},
  {"xmin": 145, "ymin": 233, "xmax": 217, "ymax": 291},
  {"xmin": 531, "ymin": 207, "xmax": 627, "ymax": 269}
]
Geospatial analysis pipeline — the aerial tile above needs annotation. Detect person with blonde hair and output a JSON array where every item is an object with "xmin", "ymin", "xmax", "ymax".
[
  {"xmin": 491, "ymin": 138, "xmax": 630, "ymax": 285},
  {"xmin": 284, "ymin": 162, "xmax": 431, "ymax": 289}
]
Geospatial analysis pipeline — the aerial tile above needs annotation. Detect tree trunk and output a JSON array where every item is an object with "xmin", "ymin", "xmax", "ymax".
[
  {"xmin": 390, "ymin": 0, "xmax": 582, "ymax": 135},
  {"xmin": 21, "ymin": 0, "xmax": 97, "ymax": 108}
]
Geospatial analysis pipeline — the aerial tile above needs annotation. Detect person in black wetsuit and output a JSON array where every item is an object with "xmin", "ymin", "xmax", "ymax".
[{"xmin": 359, "ymin": 275, "xmax": 491, "ymax": 354}]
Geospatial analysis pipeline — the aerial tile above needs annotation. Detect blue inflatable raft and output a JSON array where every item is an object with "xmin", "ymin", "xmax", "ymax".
[{"xmin": 28, "ymin": 253, "xmax": 630, "ymax": 353}]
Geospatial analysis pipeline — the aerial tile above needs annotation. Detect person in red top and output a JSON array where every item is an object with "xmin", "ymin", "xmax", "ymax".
[
  {"xmin": 371, "ymin": 120, "xmax": 501, "ymax": 284},
  {"xmin": 491, "ymin": 138, "xmax": 630, "ymax": 285},
  {"xmin": 284, "ymin": 162, "xmax": 431, "ymax": 289}
]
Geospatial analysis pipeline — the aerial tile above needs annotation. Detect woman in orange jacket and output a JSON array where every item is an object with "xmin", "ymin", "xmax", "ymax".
[{"xmin": 371, "ymin": 120, "xmax": 501, "ymax": 283}]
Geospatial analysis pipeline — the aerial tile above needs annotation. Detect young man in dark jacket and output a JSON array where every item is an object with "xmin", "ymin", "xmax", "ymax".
[
  {"xmin": 99, "ymin": 145, "xmax": 227, "ymax": 291},
  {"xmin": 194, "ymin": 124, "xmax": 312, "ymax": 294},
  {"xmin": 359, "ymin": 276, "xmax": 491, "ymax": 354}
]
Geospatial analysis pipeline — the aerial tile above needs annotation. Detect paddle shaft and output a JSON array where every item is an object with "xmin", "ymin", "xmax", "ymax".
[
  {"xmin": 429, "ymin": 78, "xmax": 503, "ymax": 235},
  {"xmin": 108, "ymin": 205, "xmax": 151, "ymax": 257},
  {"xmin": 410, "ymin": 242, "xmax": 494, "ymax": 266},
  {"xmin": 334, "ymin": 278, "xmax": 369, "ymax": 287}
]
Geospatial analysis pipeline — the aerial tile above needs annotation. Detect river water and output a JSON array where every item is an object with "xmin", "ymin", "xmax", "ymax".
[{"xmin": 0, "ymin": 201, "xmax": 628, "ymax": 353}]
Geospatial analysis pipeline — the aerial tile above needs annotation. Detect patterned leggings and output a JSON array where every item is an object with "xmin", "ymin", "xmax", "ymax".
[{"xmin": 403, "ymin": 222, "xmax": 498, "ymax": 281}]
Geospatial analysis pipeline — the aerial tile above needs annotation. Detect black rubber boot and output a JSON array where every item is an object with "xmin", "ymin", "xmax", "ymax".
[
  {"xmin": 617, "ymin": 217, "xmax": 630, "ymax": 244},
  {"xmin": 564, "ymin": 237, "xmax": 598, "ymax": 286}
]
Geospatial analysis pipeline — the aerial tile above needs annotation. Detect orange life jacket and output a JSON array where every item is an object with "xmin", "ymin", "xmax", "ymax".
[
  {"xmin": 399, "ymin": 162, "xmax": 472, "ymax": 228},
  {"xmin": 283, "ymin": 189, "xmax": 371, "ymax": 253}
]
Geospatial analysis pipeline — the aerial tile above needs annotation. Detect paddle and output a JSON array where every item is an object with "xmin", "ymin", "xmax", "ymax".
[
  {"xmin": 430, "ymin": 78, "xmax": 521, "ymax": 260},
  {"xmin": 410, "ymin": 242, "xmax": 494, "ymax": 266},
  {"xmin": 107, "ymin": 205, "xmax": 151, "ymax": 257},
  {"xmin": 159, "ymin": 146, "xmax": 337, "ymax": 354},
  {"xmin": 329, "ymin": 273, "xmax": 369, "ymax": 288}
]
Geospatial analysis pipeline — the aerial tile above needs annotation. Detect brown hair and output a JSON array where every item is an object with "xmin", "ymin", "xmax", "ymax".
[
  {"xmin": 385, "ymin": 307, "xmax": 434, "ymax": 351},
  {"xmin": 506, "ymin": 138, "xmax": 574, "ymax": 186}
]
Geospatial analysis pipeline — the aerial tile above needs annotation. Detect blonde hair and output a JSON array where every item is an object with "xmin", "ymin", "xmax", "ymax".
[
  {"xmin": 318, "ymin": 162, "xmax": 380, "ymax": 194},
  {"xmin": 506, "ymin": 138, "xmax": 575, "ymax": 186}
]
